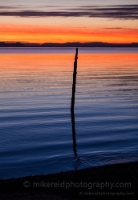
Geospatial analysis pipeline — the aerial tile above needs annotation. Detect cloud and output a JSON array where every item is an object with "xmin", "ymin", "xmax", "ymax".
[
  {"xmin": 103, "ymin": 27, "xmax": 123, "ymax": 29},
  {"xmin": 0, "ymin": 6, "xmax": 19, "ymax": 9},
  {"xmin": 0, "ymin": 5, "xmax": 138, "ymax": 20}
]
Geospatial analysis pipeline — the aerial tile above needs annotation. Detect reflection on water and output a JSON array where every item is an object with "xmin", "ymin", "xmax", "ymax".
[
  {"xmin": 71, "ymin": 110, "xmax": 77, "ymax": 165},
  {"xmin": 0, "ymin": 48, "xmax": 138, "ymax": 179},
  {"xmin": 71, "ymin": 110, "xmax": 84, "ymax": 170}
]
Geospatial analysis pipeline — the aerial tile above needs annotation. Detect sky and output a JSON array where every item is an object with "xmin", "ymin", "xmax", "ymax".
[{"xmin": 0, "ymin": 0, "xmax": 138, "ymax": 44}]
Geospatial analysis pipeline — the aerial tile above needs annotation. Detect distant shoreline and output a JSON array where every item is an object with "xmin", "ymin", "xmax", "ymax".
[
  {"xmin": 0, "ymin": 42, "xmax": 138, "ymax": 48},
  {"xmin": 0, "ymin": 161, "xmax": 138, "ymax": 199}
]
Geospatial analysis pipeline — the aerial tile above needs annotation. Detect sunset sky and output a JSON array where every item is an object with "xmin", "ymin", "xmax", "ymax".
[{"xmin": 0, "ymin": 0, "xmax": 138, "ymax": 44}]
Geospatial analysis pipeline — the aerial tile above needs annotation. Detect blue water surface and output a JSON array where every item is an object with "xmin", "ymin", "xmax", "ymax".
[{"xmin": 0, "ymin": 47, "xmax": 138, "ymax": 178}]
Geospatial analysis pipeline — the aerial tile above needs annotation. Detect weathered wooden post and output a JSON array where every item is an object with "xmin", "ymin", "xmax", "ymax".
[
  {"xmin": 71, "ymin": 48, "xmax": 78, "ymax": 112},
  {"xmin": 71, "ymin": 48, "xmax": 78, "ymax": 158}
]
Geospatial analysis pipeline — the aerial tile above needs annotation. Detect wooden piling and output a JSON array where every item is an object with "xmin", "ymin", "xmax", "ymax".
[
  {"xmin": 71, "ymin": 48, "xmax": 78, "ymax": 111},
  {"xmin": 70, "ymin": 48, "xmax": 78, "ymax": 158}
]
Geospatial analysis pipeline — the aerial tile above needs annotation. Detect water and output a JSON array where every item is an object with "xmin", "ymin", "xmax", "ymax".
[{"xmin": 0, "ymin": 47, "xmax": 138, "ymax": 179}]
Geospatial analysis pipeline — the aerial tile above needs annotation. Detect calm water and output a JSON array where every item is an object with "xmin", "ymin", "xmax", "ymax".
[{"xmin": 0, "ymin": 47, "xmax": 138, "ymax": 179}]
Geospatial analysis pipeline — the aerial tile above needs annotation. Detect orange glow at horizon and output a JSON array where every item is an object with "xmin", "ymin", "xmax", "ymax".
[{"xmin": 0, "ymin": 24, "xmax": 138, "ymax": 44}]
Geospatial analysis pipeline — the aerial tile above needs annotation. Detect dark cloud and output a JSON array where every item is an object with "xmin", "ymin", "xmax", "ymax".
[
  {"xmin": 0, "ymin": 6, "xmax": 19, "ymax": 9},
  {"xmin": 103, "ymin": 27, "xmax": 123, "ymax": 29},
  {"xmin": 0, "ymin": 5, "xmax": 137, "ymax": 20}
]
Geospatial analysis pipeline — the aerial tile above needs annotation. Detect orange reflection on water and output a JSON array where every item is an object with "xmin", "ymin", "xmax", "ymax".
[
  {"xmin": 0, "ymin": 54, "xmax": 74, "ymax": 72},
  {"xmin": 0, "ymin": 53, "xmax": 137, "ymax": 73},
  {"xmin": 0, "ymin": 52, "xmax": 137, "ymax": 95},
  {"xmin": 78, "ymin": 53, "xmax": 138, "ymax": 70}
]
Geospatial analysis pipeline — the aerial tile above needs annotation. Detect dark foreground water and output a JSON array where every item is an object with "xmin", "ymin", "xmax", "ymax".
[{"xmin": 0, "ymin": 47, "xmax": 138, "ymax": 179}]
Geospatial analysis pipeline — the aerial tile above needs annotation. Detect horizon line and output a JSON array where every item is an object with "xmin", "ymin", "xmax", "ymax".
[{"xmin": 0, "ymin": 41, "xmax": 138, "ymax": 47}]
